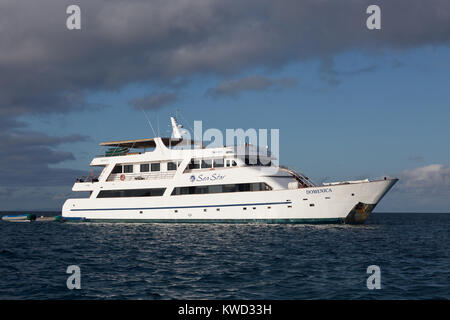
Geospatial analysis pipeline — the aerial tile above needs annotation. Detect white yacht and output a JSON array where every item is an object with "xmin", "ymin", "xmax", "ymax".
[{"xmin": 62, "ymin": 117, "xmax": 397, "ymax": 224}]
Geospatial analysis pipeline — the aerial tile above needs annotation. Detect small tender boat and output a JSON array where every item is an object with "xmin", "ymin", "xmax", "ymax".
[{"xmin": 2, "ymin": 214, "xmax": 36, "ymax": 222}]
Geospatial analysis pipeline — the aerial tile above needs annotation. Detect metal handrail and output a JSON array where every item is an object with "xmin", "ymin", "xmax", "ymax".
[
  {"xmin": 107, "ymin": 171, "xmax": 176, "ymax": 182},
  {"xmin": 75, "ymin": 176, "xmax": 99, "ymax": 183}
]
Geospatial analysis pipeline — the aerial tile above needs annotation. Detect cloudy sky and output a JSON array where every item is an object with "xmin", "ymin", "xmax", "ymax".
[{"xmin": 0, "ymin": 0, "xmax": 449, "ymax": 212}]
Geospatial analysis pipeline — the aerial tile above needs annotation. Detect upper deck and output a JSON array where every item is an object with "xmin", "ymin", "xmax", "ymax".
[{"xmin": 72, "ymin": 116, "xmax": 315, "ymax": 192}]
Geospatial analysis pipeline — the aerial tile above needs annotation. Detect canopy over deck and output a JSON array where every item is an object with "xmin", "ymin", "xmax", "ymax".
[{"xmin": 99, "ymin": 137, "xmax": 198, "ymax": 149}]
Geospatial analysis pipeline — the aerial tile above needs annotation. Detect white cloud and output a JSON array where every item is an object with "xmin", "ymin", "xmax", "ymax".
[
  {"xmin": 376, "ymin": 164, "xmax": 450, "ymax": 212},
  {"xmin": 400, "ymin": 164, "xmax": 450, "ymax": 190}
]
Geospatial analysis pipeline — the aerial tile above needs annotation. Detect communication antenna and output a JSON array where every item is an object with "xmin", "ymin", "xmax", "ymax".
[
  {"xmin": 157, "ymin": 114, "xmax": 160, "ymax": 137},
  {"xmin": 170, "ymin": 116, "xmax": 183, "ymax": 139},
  {"xmin": 140, "ymin": 108, "xmax": 157, "ymax": 137},
  {"xmin": 177, "ymin": 109, "xmax": 194, "ymax": 133}
]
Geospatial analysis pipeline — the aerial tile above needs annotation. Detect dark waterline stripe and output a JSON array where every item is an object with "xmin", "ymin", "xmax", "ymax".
[
  {"xmin": 69, "ymin": 201, "xmax": 292, "ymax": 212},
  {"xmin": 63, "ymin": 218, "xmax": 344, "ymax": 224}
]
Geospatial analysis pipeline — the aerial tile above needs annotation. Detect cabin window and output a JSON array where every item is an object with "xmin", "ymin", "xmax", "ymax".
[
  {"xmin": 243, "ymin": 156, "xmax": 271, "ymax": 167},
  {"xmin": 171, "ymin": 182, "xmax": 272, "ymax": 195},
  {"xmin": 238, "ymin": 183, "xmax": 251, "ymax": 192},
  {"xmin": 213, "ymin": 159, "xmax": 224, "ymax": 168},
  {"xmin": 151, "ymin": 163, "xmax": 160, "ymax": 172},
  {"xmin": 251, "ymin": 182, "xmax": 271, "ymax": 191},
  {"xmin": 123, "ymin": 165, "xmax": 133, "ymax": 173},
  {"xmin": 226, "ymin": 160, "xmax": 237, "ymax": 167},
  {"xmin": 201, "ymin": 159, "xmax": 212, "ymax": 169},
  {"xmin": 245, "ymin": 156, "xmax": 258, "ymax": 166},
  {"xmin": 245, "ymin": 156, "xmax": 271, "ymax": 166},
  {"xmin": 112, "ymin": 165, "xmax": 122, "ymax": 174},
  {"xmin": 97, "ymin": 188, "xmax": 166, "ymax": 198},
  {"xmin": 167, "ymin": 162, "xmax": 178, "ymax": 171},
  {"xmin": 208, "ymin": 185, "xmax": 222, "ymax": 193},
  {"xmin": 140, "ymin": 164, "xmax": 149, "ymax": 172},
  {"xmin": 188, "ymin": 159, "xmax": 200, "ymax": 170}
]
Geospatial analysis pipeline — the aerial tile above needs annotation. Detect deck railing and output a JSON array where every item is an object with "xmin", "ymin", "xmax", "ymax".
[
  {"xmin": 107, "ymin": 171, "xmax": 176, "ymax": 182},
  {"xmin": 75, "ymin": 176, "xmax": 99, "ymax": 183}
]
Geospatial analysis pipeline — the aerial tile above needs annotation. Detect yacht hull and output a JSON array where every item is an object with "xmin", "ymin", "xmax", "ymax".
[{"xmin": 62, "ymin": 178, "xmax": 397, "ymax": 224}]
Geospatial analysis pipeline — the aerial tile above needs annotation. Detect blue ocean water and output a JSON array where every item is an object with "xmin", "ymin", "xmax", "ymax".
[{"xmin": 0, "ymin": 212, "xmax": 448, "ymax": 300}]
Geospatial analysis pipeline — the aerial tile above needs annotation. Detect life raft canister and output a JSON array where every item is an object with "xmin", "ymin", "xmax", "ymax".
[{"xmin": 120, "ymin": 174, "xmax": 126, "ymax": 181}]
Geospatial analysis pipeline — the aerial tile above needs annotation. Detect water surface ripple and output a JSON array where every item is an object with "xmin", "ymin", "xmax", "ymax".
[{"xmin": 0, "ymin": 212, "xmax": 448, "ymax": 299}]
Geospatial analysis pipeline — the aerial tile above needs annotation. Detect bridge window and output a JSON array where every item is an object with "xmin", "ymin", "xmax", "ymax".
[
  {"xmin": 167, "ymin": 162, "xmax": 178, "ymax": 171},
  {"xmin": 213, "ymin": 159, "xmax": 224, "ymax": 168},
  {"xmin": 201, "ymin": 160, "xmax": 212, "ymax": 169},
  {"xmin": 123, "ymin": 165, "xmax": 133, "ymax": 173},
  {"xmin": 188, "ymin": 159, "xmax": 200, "ymax": 170},
  {"xmin": 226, "ymin": 160, "xmax": 237, "ymax": 167},
  {"xmin": 188, "ymin": 158, "xmax": 230, "ymax": 170},
  {"xmin": 151, "ymin": 163, "xmax": 160, "ymax": 172},
  {"xmin": 244, "ymin": 156, "xmax": 271, "ymax": 166},
  {"xmin": 112, "ymin": 165, "xmax": 122, "ymax": 174}
]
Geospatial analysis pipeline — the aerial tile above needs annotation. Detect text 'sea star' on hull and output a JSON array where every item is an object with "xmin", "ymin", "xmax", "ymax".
[{"xmin": 62, "ymin": 117, "xmax": 398, "ymax": 224}]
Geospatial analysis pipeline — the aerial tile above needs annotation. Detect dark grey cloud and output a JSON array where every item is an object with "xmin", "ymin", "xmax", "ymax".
[
  {"xmin": 206, "ymin": 75, "xmax": 298, "ymax": 98},
  {"xmin": 1, "ymin": 0, "xmax": 450, "ymax": 117},
  {"xmin": 130, "ymin": 92, "xmax": 178, "ymax": 110},
  {"xmin": 0, "ymin": 129, "xmax": 88, "ymax": 186}
]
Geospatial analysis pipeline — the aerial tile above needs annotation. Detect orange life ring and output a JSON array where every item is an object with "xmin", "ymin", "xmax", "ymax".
[{"xmin": 120, "ymin": 174, "xmax": 126, "ymax": 181}]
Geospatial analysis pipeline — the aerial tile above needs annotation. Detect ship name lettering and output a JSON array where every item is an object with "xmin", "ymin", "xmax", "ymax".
[
  {"xmin": 197, "ymin": 173, "xmax": 225, "ymax": 182},
  {"xmin": 306, "ymin": 188, "xmax": 332, "ymax": 195}
]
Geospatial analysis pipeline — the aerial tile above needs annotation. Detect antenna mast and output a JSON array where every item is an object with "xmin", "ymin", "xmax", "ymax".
[{"xmin": 140, "ymin": 108, "xmax": 157, "ymax": 137}]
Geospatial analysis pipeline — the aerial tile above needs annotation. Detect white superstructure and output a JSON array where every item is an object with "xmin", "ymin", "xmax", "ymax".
[{"xmin": 62, "ymin": 117, "xmax": 397, "ymax": 224}]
